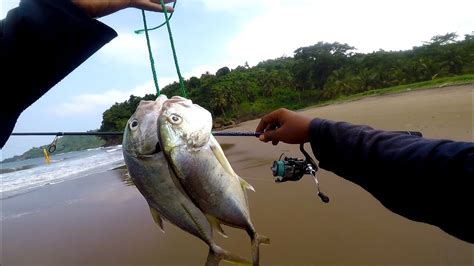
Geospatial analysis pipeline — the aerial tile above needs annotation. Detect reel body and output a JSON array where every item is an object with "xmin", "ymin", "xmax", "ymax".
[{"xmin": 271, "ymin": 144, "xmax": 329, "ymax": 203}]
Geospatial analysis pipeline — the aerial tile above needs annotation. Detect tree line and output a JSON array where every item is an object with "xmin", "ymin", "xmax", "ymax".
[{"xmin": 99, "ymin": 32, "xmax": 474, "ymax": 145}]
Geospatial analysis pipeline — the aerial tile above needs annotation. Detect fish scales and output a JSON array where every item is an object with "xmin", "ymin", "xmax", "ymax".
[{"xmin": 159, "ymin": 97, "xmax": 270, "ymax": 265}]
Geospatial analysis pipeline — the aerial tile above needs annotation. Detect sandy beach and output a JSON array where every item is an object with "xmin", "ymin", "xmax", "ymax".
[{"xmin": 1, "ymin": 85, "xmax": 472, "ymax": 265}]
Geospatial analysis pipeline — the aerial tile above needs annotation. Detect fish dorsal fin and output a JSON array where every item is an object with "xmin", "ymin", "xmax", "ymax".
[
  {"xmin": 149, "ymin": 207, "xmax": 165, "ymax": 232},
  {"xmin": 206, "ymin": 215, "xmax": 228, "ymax": 238},
  {"xmin": 209, "ymin": 136, "xmax": 255, "ymax": 192}
]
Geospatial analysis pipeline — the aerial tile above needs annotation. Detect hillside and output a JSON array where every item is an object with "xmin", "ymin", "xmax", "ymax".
[
  {"xmin": 2, "ymin": 135, "xmax": 105, "ymax": 163},
  {"xmin": 97, "ymin": 33, "xmax": 474, "ymax": 145}
]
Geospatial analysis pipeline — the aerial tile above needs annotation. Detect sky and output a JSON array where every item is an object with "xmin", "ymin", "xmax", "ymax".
[{"xmin": 1, "ymin": 0, "xmax": 473, "ymax": 159}]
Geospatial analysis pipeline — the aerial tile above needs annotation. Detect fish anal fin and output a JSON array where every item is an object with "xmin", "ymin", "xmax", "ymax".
[
  {"xmin": 206, "ymin": 215, "xmax": 228, "ymax": 238},
  {"xmin": 149, "ymin": 207, "xmax": 165, "ymax": 232},
  {"xmin": 240, "ymin": 177, "xmax": 255, "ymax": 192}
]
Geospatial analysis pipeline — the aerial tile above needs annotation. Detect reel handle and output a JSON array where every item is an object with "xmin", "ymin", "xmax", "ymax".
[{"xmin": 317, "ymin": 192, "xmax": 330, "ymax": 203}]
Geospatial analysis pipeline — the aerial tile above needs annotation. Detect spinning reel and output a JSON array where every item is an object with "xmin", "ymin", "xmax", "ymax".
[{"xmin": 271, "ymin": 144, "xmax": 329, "ymax": 203}]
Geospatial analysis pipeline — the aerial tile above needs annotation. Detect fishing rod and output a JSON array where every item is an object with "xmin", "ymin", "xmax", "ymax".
[
  {"xmin": 10, "ymin": 131, "xmax": 263, "ymax": 137},
  {"xmin": 11, "ymin": 130, "xmax": 422, "ymax": 137},
  {"xmin": 10, "ymin": 131, "xmax": 263, "ymax": 153}
]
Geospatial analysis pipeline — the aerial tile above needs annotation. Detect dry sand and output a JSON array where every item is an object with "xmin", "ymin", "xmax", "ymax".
[{"xmin": 1, "ymin": 85, "xmax": 472, "ymax": 265}]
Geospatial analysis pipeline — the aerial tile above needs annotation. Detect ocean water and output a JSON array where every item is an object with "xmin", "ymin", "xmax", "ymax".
[{"xmin": 0, "ymin": 145, "xmax": 125, "ymax": 200}]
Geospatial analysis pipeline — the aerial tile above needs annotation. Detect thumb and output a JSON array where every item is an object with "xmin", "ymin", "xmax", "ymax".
[{"xmin": 259, "ymin": 129, "xmax": 280, "ymax": 145}]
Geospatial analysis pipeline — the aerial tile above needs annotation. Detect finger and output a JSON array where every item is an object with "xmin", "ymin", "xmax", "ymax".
[
  {"xmin": 272, "ymin": 138, "xmax": 279, "ymax": 146},
  {"xmin": 259, "ymin": 129, "xmax": 278, "ymax": 143},
  {"xmin": 258, "ymin": 129, "xmax": 271, "ymax": 142},
  {"xmin": 135, "ymin": 1, "xmax": 174, "ymax": 12},
  {"xmin": 258, "ymin": 124, "xmax": 277, "ymax": 141},
  {"xmin": 256, "ymin": 117, "xmax": 269, "ymax": 133},
  {"xmin": 256, "ymin": 111, "xmax": 280, "ymax": 133},
  {"xmin": 270, "ymin": 128, "xmax": 282, "ymax": 145},
  {"xmin": 152, "ymin": 0, "xmax": 175, "ymax": 4},
  {"xmin": 150, "ymin": 0, "xmax": 175, "ymax": 10}
]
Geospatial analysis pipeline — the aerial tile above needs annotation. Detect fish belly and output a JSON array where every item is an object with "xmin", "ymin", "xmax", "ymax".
[
  {"xmin": 170, "ymin": 146, "xmax": 252, "ymax": 229},
  {"xmin": 124, "ymin": 153, "xmax": 213, "ymax": 243}
]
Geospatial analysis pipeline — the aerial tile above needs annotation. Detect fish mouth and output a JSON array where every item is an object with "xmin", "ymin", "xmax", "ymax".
[
  {"xmin": 152, "ymin": 141, "xmax": 162, "ymax": 154},
  {"xmin": 137, "ymin": 142, "xmax": 162, "ymax": 159}
]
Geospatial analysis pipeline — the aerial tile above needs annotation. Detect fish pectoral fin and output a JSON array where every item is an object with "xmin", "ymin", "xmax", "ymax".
[
  {"xmin": 206, "ymin": 215, "xmax": 228, "ymax": 238},
  {"xmin": 209, "ymin": 135, "xmax": 255, "ymax": 208},
  {"xmin": 209, "ymin": 136, "xmax": 238, "ymax": 177},
  {"xmin": 149, "ymin": 207, "xmax": 165, "ymax": 232}
]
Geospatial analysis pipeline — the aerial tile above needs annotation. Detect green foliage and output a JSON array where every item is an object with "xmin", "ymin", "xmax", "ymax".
[
  {"xmin": 216, "ymin": 66, "xmax": 231, "ymax": 77},
  {"xmin": 99, "ymin": 32, "xmax": 474, "ymax": 131},
  {"xmin": 317, "ymin": 74, "xmax": 474, "ymax": 108},
  {"xmin": 9, "ymin": 33, "xmax": 471, "ymax": 162},
  {"xmin": 99, "ymin": 94, "xmax": 156, "ymax": 145}
]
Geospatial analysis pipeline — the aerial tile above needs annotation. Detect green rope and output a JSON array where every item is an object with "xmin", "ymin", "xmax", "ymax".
[
  {"xmin": 139, "ymin": 0, "xmax": 187, "ymax": 98},
  {"xmin": 141, "ymin": 10, "xmax": 160, "ymax": 95},
  {"xmin": 159, "ymin": 0, "xmax": 187, "ymax": 98},
  {"xmin": 134, "ymin": 1, "xmax": 177, "ymax": 34}
]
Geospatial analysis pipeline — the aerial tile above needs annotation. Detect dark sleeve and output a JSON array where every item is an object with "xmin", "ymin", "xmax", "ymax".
[
  {"xmin": 309, "ymin": 118, "xmax": 474, "ymax": 243},
  {"xmin": 0, "ymin": 0, "xmax": 117, "ymax": 148}
]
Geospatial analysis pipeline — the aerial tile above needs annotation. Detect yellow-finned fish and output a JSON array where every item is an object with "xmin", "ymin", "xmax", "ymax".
[
  {"xmin": 122, "ymin": 95, "xmax": 249, "ymax": 266},
  {"xmin": 159, "ymin": 97, "xmax": 270, "ymax": 266}
]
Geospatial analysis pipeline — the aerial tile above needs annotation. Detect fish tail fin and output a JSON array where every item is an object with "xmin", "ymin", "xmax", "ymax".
[
  {"xmin": 206, "ymin": 244, "xmax": 251, "ymax": 266},
  {"xmin": 251, "ymin": 233, "xmax": 270, "ymax": 266}
]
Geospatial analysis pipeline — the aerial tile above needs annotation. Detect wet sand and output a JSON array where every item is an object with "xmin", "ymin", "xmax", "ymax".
[{"xmin": 1, "ymin": 85, "xmax": 473, "ymax": 265}]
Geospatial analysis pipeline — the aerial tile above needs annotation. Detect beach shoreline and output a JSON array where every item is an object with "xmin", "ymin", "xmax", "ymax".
[{"xmin": 2, "ymin": 85, "xmax": 472, "ymax": 265}]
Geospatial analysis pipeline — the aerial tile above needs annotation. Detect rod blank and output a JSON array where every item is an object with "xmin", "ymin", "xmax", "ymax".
[{"xmin": 11, "ymin": 131, "xmax": 263, "ymax": 137}]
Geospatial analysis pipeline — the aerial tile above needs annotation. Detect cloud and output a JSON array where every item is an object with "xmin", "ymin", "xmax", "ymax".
[
  {"xmin": 50, "ymin": 64, "xmax": 237, "ymax": 118},
  {"xmin": 1, "ymin": 0, "xmax": 20, "ymax": 19},
  {"xmin": 225, "ymin": 0, "xmax": 474, "ymax": 66},
  {"xmin": 198, "ymin": 0, "xmax": 267, "ymax": 11},
  {"xmin": 49, "ymin": 78, "xmax": 177, "ymax": 117},
  {"xmin": 184, "ymin": 64, "xmax": 224, "ymax": 77},
  {"xmin": 96, "ymin": 32, "xmax": 161, "ymax": 65}
]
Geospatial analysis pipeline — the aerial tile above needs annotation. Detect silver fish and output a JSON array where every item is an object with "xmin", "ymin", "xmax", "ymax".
[
  {"xmin": 122, "ymin": 95, "xmax": 249, "ymax": 266},
  {"xmin": 159, "ymin": 98, "xmax": 270, "ymax": 266}
]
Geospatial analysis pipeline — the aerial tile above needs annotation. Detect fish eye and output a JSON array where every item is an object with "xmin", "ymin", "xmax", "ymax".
[
  {"xmin": 169, "ymin": 114, "xmax": 182, "ymax": 124},
  {"xmin": 130, "ymin": 119, "xmax": 139, "ymax": 130}
]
